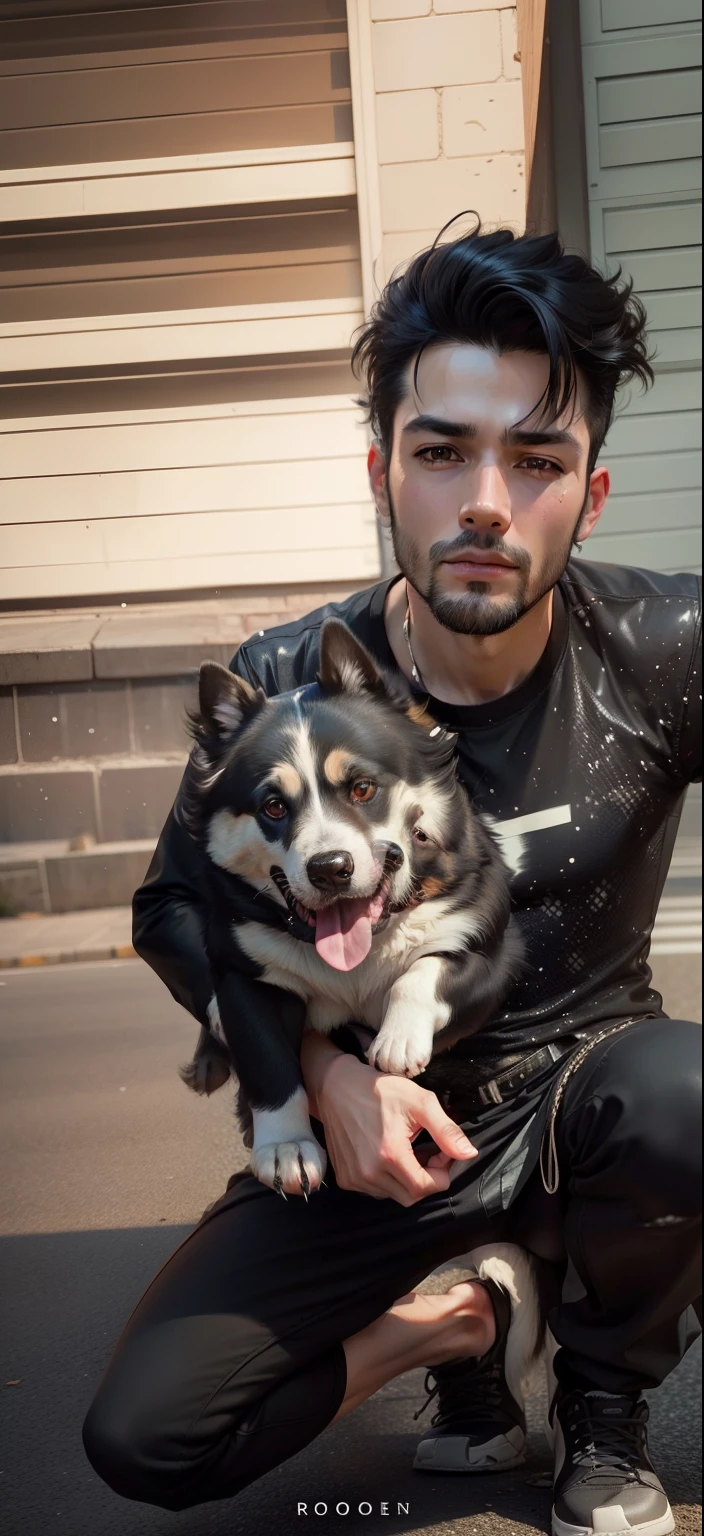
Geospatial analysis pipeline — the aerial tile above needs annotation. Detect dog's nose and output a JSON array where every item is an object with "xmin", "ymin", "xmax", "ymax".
[{"xmin": 306, "ymin": 851, "xmax": 354, "ymax": 891}]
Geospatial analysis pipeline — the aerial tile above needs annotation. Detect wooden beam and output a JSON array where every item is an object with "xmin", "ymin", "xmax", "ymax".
[
  {"xmin": 516, "ymin": 0, "xmax": 557, "ymax": 233},
  {"xmin": 346, "ymin": 0, "xmax": 385, "ymax": 313}
]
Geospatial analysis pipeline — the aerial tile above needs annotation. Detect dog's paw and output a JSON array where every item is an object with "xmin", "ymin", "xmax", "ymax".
[
  {"xmin": 250, "ymin": 1139, "xmax": 327, "ymax": 1198},
  {"xmin": 366, "ymin": 1024, "xmax": 433, "ymax": 1079}
]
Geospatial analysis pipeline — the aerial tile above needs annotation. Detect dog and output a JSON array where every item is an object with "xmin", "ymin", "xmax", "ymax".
[{"xmin": 176, "ymin": 619, "xmax": 524, "ymax": 1199}]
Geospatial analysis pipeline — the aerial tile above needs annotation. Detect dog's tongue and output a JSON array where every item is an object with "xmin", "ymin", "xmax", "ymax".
[{"xmin": 315, "ymin": 891, "xmax": 385, "ymax": 971}]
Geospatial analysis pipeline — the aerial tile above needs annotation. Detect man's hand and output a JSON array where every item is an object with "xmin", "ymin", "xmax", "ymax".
[{"xmin": 312, "ymin": 1044, "xmax": 478, "ymax": 1206}]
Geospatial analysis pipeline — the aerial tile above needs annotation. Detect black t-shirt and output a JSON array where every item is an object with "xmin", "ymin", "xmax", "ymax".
[{"xmin": 227, "ymin": 558, "xmax": 701, "ymax": 1058}]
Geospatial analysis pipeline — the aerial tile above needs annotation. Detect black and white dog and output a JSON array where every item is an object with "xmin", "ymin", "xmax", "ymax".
[{"xmin": 178, "ymin": 620, "xmax": 524, "ymax": 1198}]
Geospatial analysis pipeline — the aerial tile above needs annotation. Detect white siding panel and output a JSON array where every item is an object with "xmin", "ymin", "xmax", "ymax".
[
  {"xmin": 637, "ymin": 289, "xmax": 701, "ymax": 331},
  {"xmin": 585, "ymin": 527, "xmax": 701, "ymax": 570},
  {"xmin": 613, "ymin": 248, "xmax": 700, "ymax": 291},
  {"xmin": 581, "ymin": 34, "xmax": 702, "ymax": 201},
  {"xmin": 0, "ymin": 403, "xmax": 365, "ymax": 480},
  {"xmin": 607, "ymin": 451, "xmax": 700, "ymax": 497},
  {"xmin": 616, "ymin": 371, "xmax": 701, "ymax": 415},
  {"xmin": 0, "ymin": 149, "xmax": 357, "ymax": 223},
  {"xmin": 606, "ymin": 409, "xmax": 701, "ymax": 455},
  {"xmin": 1, "ymin": 533, "xmax": 380, "ymax": 603},
  {"xmin": 1, "ymin": 455, "xmax": 371, "ymax": 525},
  {"xmin": 0, "ymin": 3, "xmax": 370, "ymax": 604},
  {"xmin": 1, "ymin": 504, "xmax": 377, "ymax": 569},
  {"xmin": 603, "ymin": 200, "xmax": 701, "ymax": 253},
  {"xmin": 598, "ymin": 69, "xmax": 701, "ymax": 125},
  {"xmin": 590, "ymin": 487, "xmax": 700, "ymax": 535},
  {"xmin": 0, "ymin": 299, "xmax": 364, "ymax": 372},
  {"xmin": 589, "ymin": 0, "xmax": 701, "ymax": 35},
  {"xmin": 0, "ymin": 393, "xmax": 362, "ymax": 433},
  {"xmin": 0, "ymin": 5, "xmax": 353, "ymax": 169},
  {"xmin": 599, "ymin": 117, "xmax": 700, "ymax": 172},
  {"xmin": 580, "ymin": 1, "xmax": 701, "ymax": 579},
  {"xmin": 647, "ymin": 327, "xmax": 702, "ymax": 366}
]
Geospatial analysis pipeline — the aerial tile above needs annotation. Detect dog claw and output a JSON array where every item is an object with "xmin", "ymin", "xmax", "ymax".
[{"xmin": 253, "ymin": 1142, "xmax": 326, "ymax": 1199}]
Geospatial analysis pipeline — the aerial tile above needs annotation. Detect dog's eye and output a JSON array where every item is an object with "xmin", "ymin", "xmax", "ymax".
[
  {"xmin": 412, "ymin": 826, "xmax": 430, "ymax": 843},
  {"xmin": 262, "ymin": 797, "xmax": 287, "ymax": 821},
  {"xmin": 350, "ymin": 779, "xmax": 377, "ymax": 804}
]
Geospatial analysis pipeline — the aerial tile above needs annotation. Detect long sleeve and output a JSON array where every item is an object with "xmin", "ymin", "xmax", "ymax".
[
  {"xmin": 132, "ymin": 802, "xmax": 214, "ymax": 1025},
  {"xmin": 131, "ymin": 645, "xmax": 259, "ymax": 1023}
]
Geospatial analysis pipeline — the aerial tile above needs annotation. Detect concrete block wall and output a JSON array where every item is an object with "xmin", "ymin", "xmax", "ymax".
[
  {"xmin": 0, "ymin": 582, "xmax": 365, "ymax": 911},
  {"xmin": 1, "ymin": 678, "xmax": 196, "ymax": 845},
  {"xmin": 368, "ymin": 1, "xmax": 525, "ymax": 280}
]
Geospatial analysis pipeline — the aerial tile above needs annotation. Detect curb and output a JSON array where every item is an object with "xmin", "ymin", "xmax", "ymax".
[{"xmin": 0, "ymin": 944, "xmax": 136, "ymax": 970}]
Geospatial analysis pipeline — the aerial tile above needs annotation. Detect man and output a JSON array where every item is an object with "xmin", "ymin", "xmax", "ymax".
[{"xmin": 83, "ymin": 225, "xmax": 702, "ymax": 1536}]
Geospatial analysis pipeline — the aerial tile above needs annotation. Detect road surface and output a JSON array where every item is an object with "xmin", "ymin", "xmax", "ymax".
[{"xmin": 1, "ymin": 959, "xmax": 701, "ymax": 1536}]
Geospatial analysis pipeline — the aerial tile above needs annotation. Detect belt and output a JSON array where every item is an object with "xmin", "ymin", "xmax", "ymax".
[{"xmin": 437, "ymin": 1037, "xmax": 580, "ymax": 1118}]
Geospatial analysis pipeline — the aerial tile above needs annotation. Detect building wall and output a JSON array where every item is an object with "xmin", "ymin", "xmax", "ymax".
[
  {"xmin": 357, "ymin": 1, "xmax": 526, "ymax": 287},
  {"xmin": 0, "ymin": 1, "xmax": 379, "ymax": 605},
  {"xmin": 0, "ymin": 0, "xmax": 527, "ymax": 611},
  {"xmin": 574, "ymin": 0, "xmax": 701, "ymax": 579}
]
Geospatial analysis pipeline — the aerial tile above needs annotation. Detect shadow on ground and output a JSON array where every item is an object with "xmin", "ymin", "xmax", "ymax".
[{"xmin": 2, "ymin": 1226, "xmax": 701, "ymax": 1536}]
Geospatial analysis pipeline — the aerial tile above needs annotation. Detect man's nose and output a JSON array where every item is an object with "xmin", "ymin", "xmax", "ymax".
[
  {"xmin": 306, "ymin": 851, "xmax": 354, "ymax": 890},
  {"xmin": 459, "ymin": 464, "xmax": 511, "ymax": 529}
]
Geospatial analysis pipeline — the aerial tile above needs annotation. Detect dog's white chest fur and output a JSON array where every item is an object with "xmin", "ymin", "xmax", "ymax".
[{"xmin": 237, "ymin": 898, "xmax": 476, "ymax": 1033}]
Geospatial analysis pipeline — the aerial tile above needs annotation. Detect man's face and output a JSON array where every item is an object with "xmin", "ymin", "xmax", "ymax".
[{"xmin": 368, "ymin": 343, "xmax": 609, "ymax": 635}]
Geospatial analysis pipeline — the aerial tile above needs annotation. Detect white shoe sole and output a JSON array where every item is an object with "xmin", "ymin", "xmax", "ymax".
[
  {"xmin": 552, "ymin": 1502, "xmax": 676, "ymax": 1536},
  {"xmin": 413, "ymin": 1429, "xmax": 527, "ymax": 1474}
]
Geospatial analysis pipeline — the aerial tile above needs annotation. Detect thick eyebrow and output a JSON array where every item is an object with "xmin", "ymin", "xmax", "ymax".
[
  {"xmin": 401, "ymin": 415, "xmax": 581, "ymax": 452},
  {"xmin": 505, "ymin": 427, "xmax": 581, "ymax": 451},
  {"xmin": 402, "ymin": 414, "xmax": 476, "ymax": 439}
]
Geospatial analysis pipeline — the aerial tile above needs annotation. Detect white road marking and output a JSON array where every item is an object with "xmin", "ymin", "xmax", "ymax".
[
  {"xmin": 651, "ymin": 941, "xmax": 702, "ymax": 955},
  {"xmin": 652, "ymin": 893, "xmax": 701, "ymax": 955}
]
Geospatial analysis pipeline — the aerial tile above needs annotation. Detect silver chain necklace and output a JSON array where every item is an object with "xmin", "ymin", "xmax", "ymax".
[{"xmin": 402, "ymin": 600, "xmax": 429, "ymax": 692}]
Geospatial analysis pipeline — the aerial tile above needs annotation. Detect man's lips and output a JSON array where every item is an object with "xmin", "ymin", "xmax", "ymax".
[{"xmin": 443, "ymin": 554, "xmax": 517, "ymax": 575}]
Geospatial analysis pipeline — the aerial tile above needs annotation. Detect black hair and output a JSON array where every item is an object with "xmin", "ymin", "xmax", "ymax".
[{"xmin": 351, "ymin": 216, "xmax": 654, "ymax": 473}]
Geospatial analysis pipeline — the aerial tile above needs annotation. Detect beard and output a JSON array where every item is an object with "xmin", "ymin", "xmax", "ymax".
[{"xmin": 387, "ymin": 485, "xmax": 588, "ymax": 636}]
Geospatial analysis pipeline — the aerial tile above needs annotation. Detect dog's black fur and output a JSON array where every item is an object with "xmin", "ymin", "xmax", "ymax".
[{"xmin": 177, "ymin": 621, "xmax": 523, "ymax": 1196}]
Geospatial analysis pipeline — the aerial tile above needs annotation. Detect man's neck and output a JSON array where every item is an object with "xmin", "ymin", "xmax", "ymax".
[{"xmin": 384, "ymin": 577, "xmax": 555, "ymax": 707}]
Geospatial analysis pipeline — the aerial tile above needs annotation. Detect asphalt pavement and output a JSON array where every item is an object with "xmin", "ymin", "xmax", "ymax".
[{"xmin": 1, "ymin": 958, "xmax": 701, "ymax": 1536}]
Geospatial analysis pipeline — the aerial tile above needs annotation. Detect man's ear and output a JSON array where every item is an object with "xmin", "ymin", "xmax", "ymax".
[
  {"xmin": 198, "ymin": 661, "xmax": 266, "ymax": 739},
  {"xmin": 368, "ymin": 441, "xmax": 391, "ymax": 526},
  {"xmin": 576, "ymin": 466, "xmax": 610, "ymax": 546},
  {"xmin": 317, "ymin": 620, "xmax": 388, "ymax": 698}
]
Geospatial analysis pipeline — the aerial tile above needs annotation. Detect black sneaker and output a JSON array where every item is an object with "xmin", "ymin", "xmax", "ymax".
[
  {"xmin": 550, "ymin": 1386, "xmax": 675, "ymax": 1536},
  {"xmin": 413, "ymin": 1246, "xmax": 543, "ymax": 1474}
]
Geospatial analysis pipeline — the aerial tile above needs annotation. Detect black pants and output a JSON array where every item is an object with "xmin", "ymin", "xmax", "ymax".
[{"xmin": 83, "ymin": 1017, "xmax": 702, "ymax": 1512}]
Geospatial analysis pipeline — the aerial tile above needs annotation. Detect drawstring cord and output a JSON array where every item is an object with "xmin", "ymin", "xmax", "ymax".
[{"xmin": 539, "ymin": 1015, "xmax": 657, "ymax": 1194}]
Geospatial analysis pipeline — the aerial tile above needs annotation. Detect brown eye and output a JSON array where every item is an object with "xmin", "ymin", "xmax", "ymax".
[
  {"xmin": 350, "ymin": 779, "xmax": 377, "ymax": 804},
  {"xmin": 412, "ymin": 825, "xmax": 429, "ymax": 843},
  {"xmin": 262, "ymin": 797, "xmax": 287, "ymax": 821}
]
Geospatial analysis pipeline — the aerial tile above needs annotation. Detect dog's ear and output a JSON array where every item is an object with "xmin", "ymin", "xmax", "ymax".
[
  {"xmin": 318, "ymin": 619, "xmax": 388, "ymax": 698},
  {"xmin": 198, "ymin": 662, "xmax": 266, "ymax": 740}
]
